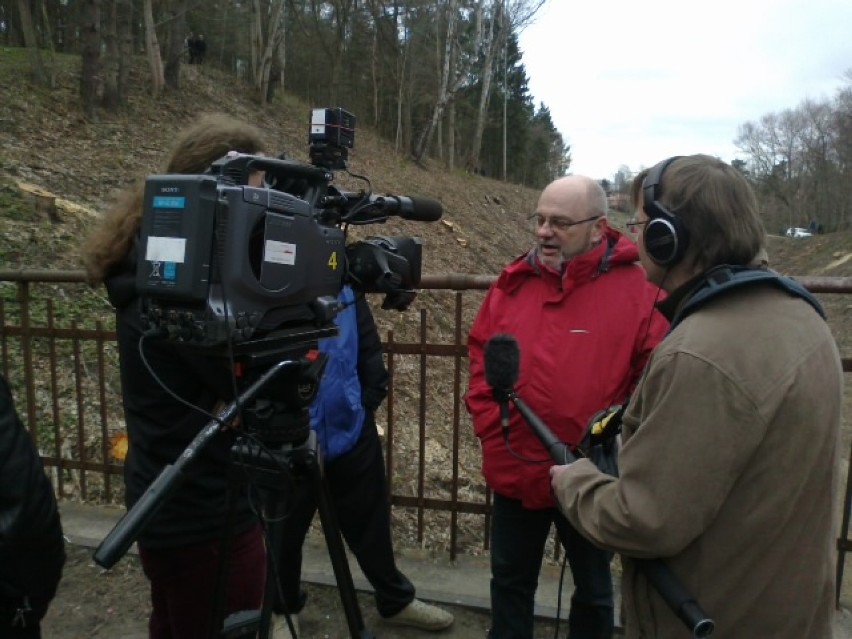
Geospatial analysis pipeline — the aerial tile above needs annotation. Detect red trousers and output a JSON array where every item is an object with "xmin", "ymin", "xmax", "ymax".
[{"xmin": 139, "ymin": 523, "xmax": 266, "ymax": 639}]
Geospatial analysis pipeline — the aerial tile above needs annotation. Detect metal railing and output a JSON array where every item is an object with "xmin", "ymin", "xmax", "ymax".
[{"xmin": 1, "ymin": 270, "xmax": 850, "ymax": 569}]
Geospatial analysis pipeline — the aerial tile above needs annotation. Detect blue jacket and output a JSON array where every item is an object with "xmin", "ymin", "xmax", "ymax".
[{"xmin": 311, "ymin": 286, "xmax": 388, "ymax": 461}]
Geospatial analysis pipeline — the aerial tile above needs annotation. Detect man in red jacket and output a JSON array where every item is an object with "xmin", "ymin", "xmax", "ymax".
[{"xmin": 466, "ymin": 174, "xmax": 668, "ymax": 639}]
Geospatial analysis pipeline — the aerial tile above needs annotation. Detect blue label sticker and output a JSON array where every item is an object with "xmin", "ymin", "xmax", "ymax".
[
  {"xmin": 164, "ymin": 262, "xmax": 177, "ymax": 280},
  {"xmin": 153, "ymin": 196, "xmax": 186, "ymax": 209}
]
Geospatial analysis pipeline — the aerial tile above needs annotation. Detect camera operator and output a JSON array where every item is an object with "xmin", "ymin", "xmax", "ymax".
[
  {"xmin": 271, "ymin": 284, "xmax": 454, "ymax": 636},
  {"xmin": 465, "ymin": 175, "xmax": 668, "ymax": 639},
  {"xmin": 83, "ymin": 114, "xmax": 269, "ymax": 638},
  {"xmin": 0, "ymin": 373, "xmax": 65, "ymax": 638},
  {"xmin": 550, "ymin": 155, "xmax": 843, "ymax": 638}
]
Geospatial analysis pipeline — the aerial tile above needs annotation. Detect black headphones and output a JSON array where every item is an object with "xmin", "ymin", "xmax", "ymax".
[{"xmin": 642, "ymin": 156, "xmax": 689, "ymax": 266}]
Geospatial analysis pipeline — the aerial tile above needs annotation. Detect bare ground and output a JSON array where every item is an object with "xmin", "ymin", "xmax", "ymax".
[{"xmin": 43, "ymin": 543, "xmax": 568, "ymax": 639}]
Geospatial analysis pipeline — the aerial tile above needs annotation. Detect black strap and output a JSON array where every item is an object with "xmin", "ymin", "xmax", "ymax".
[{"xmin": 671, "ymin": 265, "xmax": 825, "ymax": 330}]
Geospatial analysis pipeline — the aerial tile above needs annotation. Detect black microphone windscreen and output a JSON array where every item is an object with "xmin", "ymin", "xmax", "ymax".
[
  {"xmin": 402, "ymin": 196, "xmax": 443, "ymax": 222},
  {"xmin": 484, "ymin": 334, "xmax": 520, "ymax": 391}
]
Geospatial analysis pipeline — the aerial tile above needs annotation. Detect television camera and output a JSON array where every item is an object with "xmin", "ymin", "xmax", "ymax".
[
  {"xmin": 96, "ymin": 109, "xmax": 444, "ymax": 638},
  {"xmin": 135, "ymin": 106, "xmax": 442, "ymax": 349}
]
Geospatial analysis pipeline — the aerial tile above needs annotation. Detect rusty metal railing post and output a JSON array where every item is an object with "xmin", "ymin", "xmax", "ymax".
[{"xmin": 18, "ymin": 280, "xmax": 38, "ymax": 448}]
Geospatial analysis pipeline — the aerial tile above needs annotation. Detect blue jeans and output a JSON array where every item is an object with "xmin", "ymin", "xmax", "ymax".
[{"xmin": 489, "ymin": 493, "xmax": 614, "ymax": 639}]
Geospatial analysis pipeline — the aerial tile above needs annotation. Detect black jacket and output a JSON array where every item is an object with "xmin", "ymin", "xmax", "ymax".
[
  {"xmin": 0, "ymin": 374, "xmax": 65, "ymax": 611},
  {"xmin": 105, "ymin": 257, "xmax": 257, "ymax": 549}
]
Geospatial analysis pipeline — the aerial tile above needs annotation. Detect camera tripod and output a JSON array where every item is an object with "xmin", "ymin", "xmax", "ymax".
[
  {"xmin": 214, "ymin": 427, "xmax": 373, "ymax": 639},
  {"xmin": 94, "ymin": 328, "xmax": 374, "ymax": 638}
]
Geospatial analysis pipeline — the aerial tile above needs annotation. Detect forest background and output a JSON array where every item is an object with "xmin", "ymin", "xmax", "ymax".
[{"xmin": 2, "ymin": 0, "xmax": 851, "ymax": 237}]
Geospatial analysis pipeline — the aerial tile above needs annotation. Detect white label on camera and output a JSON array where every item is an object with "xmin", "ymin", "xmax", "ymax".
[
  {"xmin": 265, "ymin": 240, "xmax": 296, "ymax": 265},
  {"xmin": 145, "ymin": 237, "xmax": 186, "ymax": 263}
]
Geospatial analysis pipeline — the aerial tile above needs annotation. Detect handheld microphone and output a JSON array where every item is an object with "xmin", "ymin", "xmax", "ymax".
[
  {"xmin": 484, "ymin": 334, "xmax": 518, "ymax": 433},
  {"xmin": 483, "ymin": 334, "xmax": 575, "ymax": 465}
]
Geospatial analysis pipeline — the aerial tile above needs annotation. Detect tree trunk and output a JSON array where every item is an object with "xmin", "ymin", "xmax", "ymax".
[
  {"xmin": 38, "ymin": 1, "xmax": 57, "ymax": 87},
  {"xmin": 163, "ymin": 0, "xmax": 187, "ymax": 90},
  {"xmin": 394, "ymin": 8, "xmax": 408, "ymax": 152},
  {"xmin": 102, "ymin": 0, "xmax": 119, "ymax": 108},
  {"xmin": 79, "ymin": 0, "xmax": 102, "ymax": 118},
  {"xmin": 143, "ymin": 0, "xmax": 164, "ymax": 95},
  {"xmin": 16, "ymin": 0, "xmax": 49, "ymax": 85},
  {"xmin": 468, "ymin": 1, "xmax": 500, "ymax": 173},
  {"xmin": 116, "ymin": 0, "xmax": 132, "ymax": 102},
  {"xmin": 252, "ymin": 0, "xmax": 286, "ymax": 105},
  {"xmin": 412, "ymin": 0, "xmax": 458, "ymax": 163}
]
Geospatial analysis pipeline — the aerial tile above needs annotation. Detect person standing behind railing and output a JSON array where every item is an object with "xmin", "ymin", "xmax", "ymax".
[
  {"xmin": 465, "ymin": 175, "xmax": 669, "ymax": 639},
  {"xmin": 270, "ymin": 285, "xmax": 454, "ymax": 637}
]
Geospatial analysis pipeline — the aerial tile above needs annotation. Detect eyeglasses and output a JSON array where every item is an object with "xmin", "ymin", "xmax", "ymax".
[
  {"xmin": 626, "ymin": 219, "xmax": 649, "ymax": 235},
  {"xmin": 527, "ymin": 213, "xmax": 601, "ymax": 231}
]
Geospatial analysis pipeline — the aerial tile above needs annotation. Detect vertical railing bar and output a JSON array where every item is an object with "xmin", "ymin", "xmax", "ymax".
[
  {"xmin": 385, "ymin": 330, "xmax": 396, "ymax": 493},
  {"xmin": 72, "ymin": 321, "xmax": 88, "ymax": 500},
  {"xmin": 417, "ymin": 309, "xmax": 427, "ymax": 544},
  {"xmin": 19, "ymin": 281, "xmax": 38, "ymax": 446},
  {"xmin": 47, "ymin": 300, "xmax": 65, "ymax": 498},
  {"xmin": 449, "ymin": 292, "xmax": 463, "ymax": 561},
  {"xmin": 96, "ymin": 320, "xmax": 111, "ymax": 500},
  {"xmin": 0, "ymin": 299, "xmax": 8, "ymax": 379}
]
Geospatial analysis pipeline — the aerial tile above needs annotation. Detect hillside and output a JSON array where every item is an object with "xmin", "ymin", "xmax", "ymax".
[
  {"xmin": 0, "ymin": 49, "xmax": 540, "ymax": 280},
  {"xmin": 3, "ymin": 49, "xmax": 851, "ymax": 281}
]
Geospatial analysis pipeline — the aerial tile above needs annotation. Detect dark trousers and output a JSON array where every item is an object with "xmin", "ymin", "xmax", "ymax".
[
  {"xmin": 139, "ymin": 523, "xmax": 266, "ymax": 639},
  {"xmin": 489, "ymin": 493, "xmax": 614, "ymax": 639},
  {"xmin": 1, "ymin": 599, "xmax": 47, "ymax": 639},
  {"xmin": 275, "ymin": 420, "xmax": 415, "ymax": 618}
]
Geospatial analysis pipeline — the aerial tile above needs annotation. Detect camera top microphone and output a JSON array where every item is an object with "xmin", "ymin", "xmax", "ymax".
[
  {"xmin": 337, "ymin": 193, "xmax": 443, "ymax": 224},
  {"xmin": 375, "ymin": 195, "xmax": 443, "ymax": 222}
]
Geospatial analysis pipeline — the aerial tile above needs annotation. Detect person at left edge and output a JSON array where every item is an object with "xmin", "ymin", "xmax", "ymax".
[
  {"xmin": 82, "ymin": 114, "xmax": 269, "ymax": 639},
  {"xmin": 0, "ymin": 372, "xmax": 66, "ymax": 639}
]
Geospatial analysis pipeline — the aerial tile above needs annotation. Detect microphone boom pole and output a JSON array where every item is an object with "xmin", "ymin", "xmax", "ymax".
[
  {"xmin": 93, "ymin": 359, "xmax": 300, "ymax": 569},
  {"xmin": 512, "ymin": 390, "xmax": 714, "ymax": 638}
]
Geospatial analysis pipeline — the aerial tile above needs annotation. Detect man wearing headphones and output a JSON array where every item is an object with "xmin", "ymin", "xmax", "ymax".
[
  {"xmin": 466, "ymin": 175, "xmax": 668, "ymax": 639},
  {"xmin": 550, "ymin": 155, "xmax": 842, "ymax": 638}
]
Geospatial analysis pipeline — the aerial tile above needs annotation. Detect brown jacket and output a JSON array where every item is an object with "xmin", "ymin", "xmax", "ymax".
[{"xmin": 553, "ymin": 280, "xmax": 842, "ymax": 638}]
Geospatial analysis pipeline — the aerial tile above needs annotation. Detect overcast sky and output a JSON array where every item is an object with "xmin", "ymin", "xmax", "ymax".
[{"xmin": 518, "ymin": 0, "xmax": 852, "ymax": 182}]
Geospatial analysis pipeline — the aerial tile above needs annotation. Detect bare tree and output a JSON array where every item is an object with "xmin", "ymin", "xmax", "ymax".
[
  {"xmin": 102, "ymin": 0, "xmax": 132, "ymax": 108},
  {"xmin": 17, "ymin": 0, "xmax": 50, "ymax": 85},
  {"xmin": 163, "ymin": 0, "xmax": 188, "ymax": 90},
  {"xmin": 143, "ymin": 0, "xmax": 165, "ymax": 95},
  {"xmin": 79, "ymin": 0, "xmax": 102, "ymax": 118},
  {"xmin": 250, "ymin": 0, "xmax": 286, "ymax": 105},
  {"xmin": 412, "ymin": 0, "xmax": 463, "ymax": 163},
  {"xmin": 466, "ymin": 0, "xmax": 500, "ymax": 173}
]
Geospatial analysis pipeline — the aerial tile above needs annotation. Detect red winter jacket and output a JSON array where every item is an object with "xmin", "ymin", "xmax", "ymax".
[{"xmin": 465, "ymin": 227, "xmax": 668, "ymax": 509}]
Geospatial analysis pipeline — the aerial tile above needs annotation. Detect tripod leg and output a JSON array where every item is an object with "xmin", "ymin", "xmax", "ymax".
[{"xmin": 307, "ymin": 453, "xmax": 374, "ymax": 639}]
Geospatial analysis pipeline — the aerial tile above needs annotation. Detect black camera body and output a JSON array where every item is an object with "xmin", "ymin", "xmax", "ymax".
[{"xmin": 135, "ymin": 108, "xmax": 439, "ymax": 348}]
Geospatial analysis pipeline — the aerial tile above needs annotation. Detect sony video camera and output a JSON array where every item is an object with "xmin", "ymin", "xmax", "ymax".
[{"xmin": 135, "ymin": 107, "xmax": 442, "ymax": 348}]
